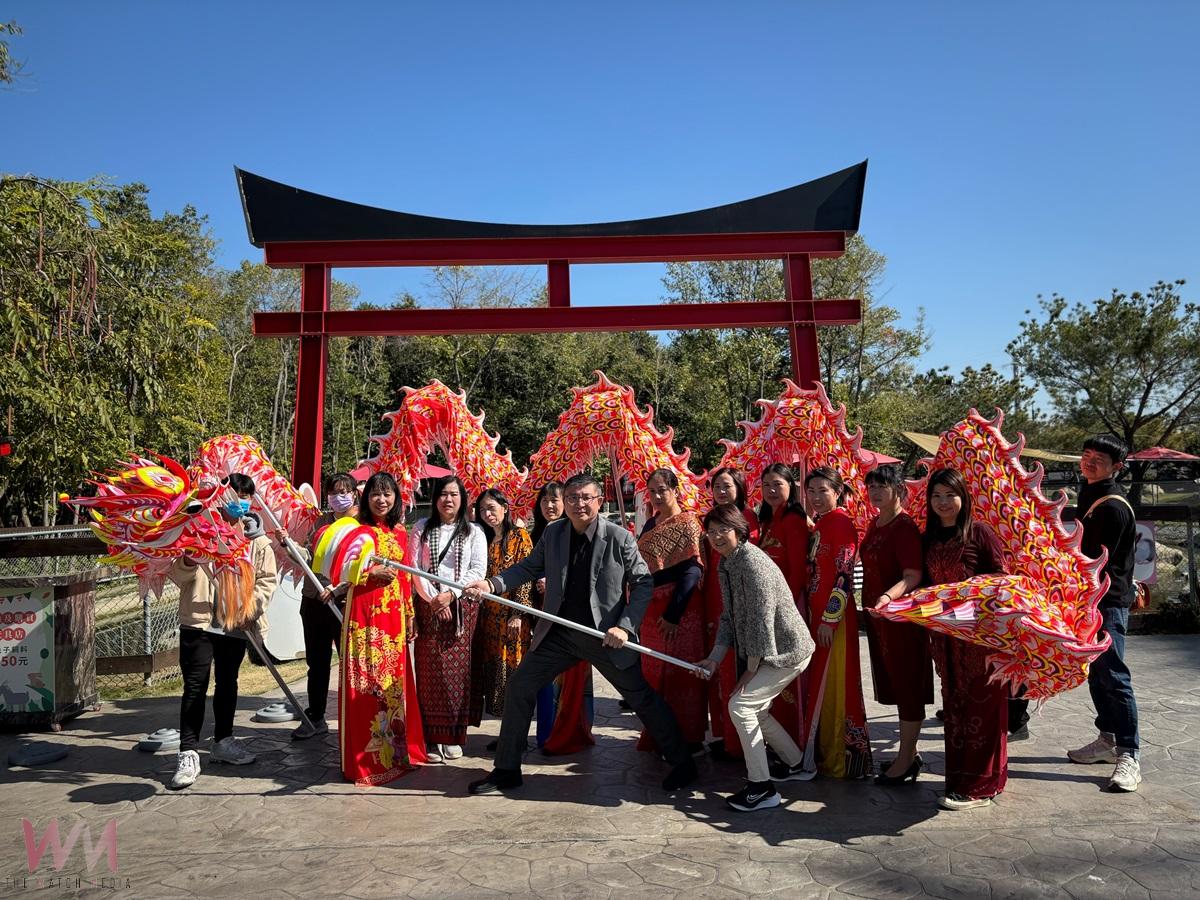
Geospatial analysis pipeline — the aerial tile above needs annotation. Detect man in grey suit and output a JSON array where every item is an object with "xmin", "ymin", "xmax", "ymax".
[{"xmin": 462, "ymin": 473, "xmax": 697, "ymax": 795}]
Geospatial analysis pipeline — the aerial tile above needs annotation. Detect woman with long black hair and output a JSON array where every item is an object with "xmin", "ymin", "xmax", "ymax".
[
  {"xmin": 922, "ymin": 468, "xmax": 1009, "ymax": 810},
  {"xmin": 408, "ymin": 474, "xmax": 488, "ymax": 761},
  {"xmin": 340, "ymin": 471, "xmax": 428, "ymax": 785},
  {"xmin": 471, "ymin": 489, "xmax": 533, "ymax": 722}
]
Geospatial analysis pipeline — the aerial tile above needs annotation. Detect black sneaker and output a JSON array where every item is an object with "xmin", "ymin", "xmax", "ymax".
[
  {"xmin": 726, "ymin": 782, "xmax": 781, "ymax": 812},
  {"xmin": 768, "ymin": 758, "xmax": 816, "ymax": 782},
  {"xmin": 1007, "ymin": 724, "xmax": 1031, "ymax": 742}
]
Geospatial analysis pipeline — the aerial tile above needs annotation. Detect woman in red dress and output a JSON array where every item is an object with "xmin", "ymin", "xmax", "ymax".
[
  {"xmin": 802, "ymin": 467, "xmax": 872, "ymax": 779},
  {"xmin": 338, "ymin": 472, "xmax": 427, "ymax": 786},
  {"xmin": 861, "ymin": 465, "xmax": 929, "ymax": 785},
  {"xmin": 923, "ymin": 467, "xmax": 1009, "ymax": 810},
  {"xmin": 637, "ymin": 468, "xmax": 708, "ymax": 753},
  {"xmin": 754, "ymin": 462, "xmax": 810, "ymax": 749},
  {"xmin": 701, "ymin": 467, "xmax": 759, "ymax": 758}
]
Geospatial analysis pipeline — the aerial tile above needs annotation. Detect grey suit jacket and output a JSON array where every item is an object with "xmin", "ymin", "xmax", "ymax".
[{"xmin": 492, "ymin": 516, "xmax": 653, "ymax": 669}]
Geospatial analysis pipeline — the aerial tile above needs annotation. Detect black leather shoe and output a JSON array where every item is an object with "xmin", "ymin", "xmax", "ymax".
[
  {"xmin": 874, "ymin": 754, "xmax": 923, "ymax": 786},
  {"xmin": 468, "ymin": 768, "xmax": 523, "ymax": 795},
  {"xmin": 662, "ymin": 758, "xmax": 698, "ymax": 792}
]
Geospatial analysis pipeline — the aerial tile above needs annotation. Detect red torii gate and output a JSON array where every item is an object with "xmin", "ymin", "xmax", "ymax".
[{"xmin": 237, "ymin": 162, "xmax": 868, "ymax": 492}]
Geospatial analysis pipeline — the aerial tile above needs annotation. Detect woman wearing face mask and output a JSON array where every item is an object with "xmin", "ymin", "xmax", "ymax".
[
  {"xmin": 922, "ymin": 468, "xmax": 1009, "ymax": 810},
  {"xmin": 293, "ymin": 472, "xmax": 359, "ymax": 741},
  {"xmin": 636, "ymin": 468, "xmax": 707, "ymax": 755},
  {"xmin": 800, "ymin": 467, "xmax": 872, "ymax": 779},
  {"xmin": 860, "ymin": 465, "xmax": 930, "ymax": 785},
  {"xmin": 529, "ymin": 483, "xmax": 596, "ymax": 754},
  {"xmin": 701, "ymin": 467, "xmax": 759, "ymax": 759},
  {"xmin": 470, "ymin": 489, "xmax": 533, "ymax": 735},
  {"xmin": 339, "ymin": 472, "xmax": 428, "ymax": 785},
  {"xmin": 409, "ymin": 475, "xmax": 488, "ymax": 762},
  {"xmin": 754, "ymin": 463, "xmax": 811, "ymax": 753}
]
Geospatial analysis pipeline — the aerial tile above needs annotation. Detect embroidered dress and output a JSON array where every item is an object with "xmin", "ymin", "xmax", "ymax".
[
  {"xmin": 471, "ymin": 527, "xmax": 534, "ymax": 719},
  {"xmin": 339, "ymin": 524, "xmax": 427, "ymax": 786},
  {"xmin": 926, "ymin": 521, "xmax": 1009, "ymax": 800},
  {"xmin": 636, "ymin": 511, "xmax": 708, "ymax": 749},
  {"xmin": 409, "ymin": 520, "xmax": 488, "ymax": 746},
  {"xmin": 755, "ymin": 508, "xmax": 810, "ymax": 750},
  {"xmin": 805, "ymin": 508, "xmax": 872, "ymax": 778},
  {"xmin": 701, "ymin": 506, "xmax": 759, "ymax": 757}
]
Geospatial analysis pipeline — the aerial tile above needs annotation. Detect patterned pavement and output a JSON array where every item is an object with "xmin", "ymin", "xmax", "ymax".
[{"xmin": 2, "ymin": 634, "xmax": 1198, "ymax": 898}]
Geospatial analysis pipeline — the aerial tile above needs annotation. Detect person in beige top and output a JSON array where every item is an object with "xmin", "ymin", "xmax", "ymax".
[{"xmin": 168, "ymin": 473, "xmax": 278, "ymax": 790}]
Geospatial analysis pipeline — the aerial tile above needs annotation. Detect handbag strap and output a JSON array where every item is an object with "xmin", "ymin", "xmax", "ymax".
[{"xmin": 1084, "ymin": 493, "xmax": 1134, "ymax": 519}]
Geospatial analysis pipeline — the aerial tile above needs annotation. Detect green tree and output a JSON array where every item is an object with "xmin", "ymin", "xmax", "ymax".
[
  {"xmin": 1007, "ymin": 280, "xmax": 1200, "ymax": 451},
  {"xmin": 0, "ymin": 176, "xmax": 218, "ymax": 525},
  {"xmin": 0, "ymin": 20, "xmax": 23, "ymax": 85},
  {"xmin": 659, "ymin": 235, "xmax": 928, "ymax": 463}
]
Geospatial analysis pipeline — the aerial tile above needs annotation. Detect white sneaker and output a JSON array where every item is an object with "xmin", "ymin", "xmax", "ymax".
[
  {"xmin": 169, "ymin": 750, "xmax": 200, "ymax": 789},
  {"xmin": 938, "ymin": 792, "xmax": 993, "ymax": 810},
  {"xmin": 442, "ymin": 744, "xmax": 464, "ymax": 760},
  {"xmin": 1109, "ymin": 753, "xmax": 1142, "ymax": 792},
  {"xmin": 291, "ymin": 719, "xmax": 329, "ymax": 740},
  {"xmin": 211, "ymin": 736, "xmax": 257, "ymax": 766},
  {"xmin": 1068, "ymin": 732, "xmax": 1117, "ymax": 764},
  {"xmin": 425, "ymin": 744, "xmax": 443, "ymax": 763}
]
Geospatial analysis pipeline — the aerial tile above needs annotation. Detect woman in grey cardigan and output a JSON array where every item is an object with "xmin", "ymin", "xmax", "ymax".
[{"xmin": 695, "ymin": 505, "xmax": 816, "ymax": 811}]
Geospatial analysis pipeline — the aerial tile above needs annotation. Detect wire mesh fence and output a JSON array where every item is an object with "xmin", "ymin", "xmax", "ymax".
[{"xmin": 0, "ymin": 528, "xmax": 181, "ymax": 696}]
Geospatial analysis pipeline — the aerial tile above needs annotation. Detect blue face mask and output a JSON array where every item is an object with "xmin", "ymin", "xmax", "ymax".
[{"xmin": 224, "ymin": 499, "xmax": 251, "ymax": 519}]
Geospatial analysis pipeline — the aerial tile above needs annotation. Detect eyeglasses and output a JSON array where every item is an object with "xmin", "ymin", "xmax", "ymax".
[{"xmin": 564, "ymin": 494, "xmax": 601, "ymax": 506}]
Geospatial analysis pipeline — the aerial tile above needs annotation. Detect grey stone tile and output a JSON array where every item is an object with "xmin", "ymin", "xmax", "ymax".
[
  {"xmin": 839, "ymin": 869, "xmax": 924, "ymax": 899},
  {"xmin": 949, "ymin": 853, "xmax": 1017, "ymax": 879},
  {"xmin": 566, "ymin": 839, "xmax": 664, "ymax": 864},
  {"xmin": 806, "ymin": 848, "xmax": 885, "ymax": 887},
  {"xmin": 717, "ymin": 860, "xmax": 814, "ymax": 893},
  {"xmin": 1061, "ymin": 864, "xmax": 1152, "ymax": 899},
  {"xmin": 918, "ymin": 873, "xmax": 994, "ymax": 900},
  {"xmin": 456, "ymin": 853, "xmax": 532, "ymax": 892},
  {"xmin": 628, "ymin": 854, "xmax": 718, "ymax": 889},
  {"xmin": 528, "ymin": 857, "xmax": 588, "ymax": 892}
]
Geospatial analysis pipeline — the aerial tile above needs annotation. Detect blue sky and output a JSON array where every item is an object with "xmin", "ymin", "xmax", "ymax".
[{"xmin": 5, "ymin": 2, "xmax": 1198, "ymax": 378}]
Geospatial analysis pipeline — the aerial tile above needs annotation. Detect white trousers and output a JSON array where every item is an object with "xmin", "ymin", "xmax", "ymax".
[{"xmin": 728, "ymin": 658, "xmax": 810, "ymax": 783}]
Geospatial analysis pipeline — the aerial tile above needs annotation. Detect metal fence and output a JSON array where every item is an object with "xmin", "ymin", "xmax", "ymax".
[{"xmin": 0, "ymin": 527, "xmax": 182, "ymax": 695}]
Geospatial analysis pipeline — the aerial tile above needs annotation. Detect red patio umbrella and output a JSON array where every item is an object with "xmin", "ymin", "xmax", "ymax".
[
  {"xmin": 861, "ymin": 449, "xmax": 902, "ymax": 467},
  {"xmin": 1127, "ymin": 447, "xmax": 1200, "ymax": 461}
]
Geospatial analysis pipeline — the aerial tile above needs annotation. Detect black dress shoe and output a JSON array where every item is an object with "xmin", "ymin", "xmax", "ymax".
[
  {"xmin": 468, "ymin": 768, "xmax": 523, "ymax": 795},
  {"xmin": 662, "ymin": 758, "xmax": 698, "ymax": 792}
]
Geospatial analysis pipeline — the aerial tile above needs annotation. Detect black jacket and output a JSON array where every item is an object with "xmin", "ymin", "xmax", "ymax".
[{"xmin": 1077, "ymin": 478, "xmax": 1137, "ymax": 609}]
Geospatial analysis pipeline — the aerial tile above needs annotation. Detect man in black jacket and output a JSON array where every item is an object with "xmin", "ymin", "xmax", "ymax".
[
  {"xmin": 1067, "ymin": 435, "xmax": 1141, "ymax": 792},
  {"xmin": 460, "ymin": 473, "xmax": 696, "ymax": 796}
]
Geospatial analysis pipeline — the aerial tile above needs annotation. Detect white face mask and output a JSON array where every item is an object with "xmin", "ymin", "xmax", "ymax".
[{"xmin": 329, "ymin": 492, "xmax": 355, "ymax": 513}]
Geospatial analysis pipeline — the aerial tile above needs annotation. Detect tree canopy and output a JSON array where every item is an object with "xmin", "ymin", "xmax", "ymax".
[{"xmin": 1, "ymin": 173, "xmax": 1194, "ymax": 526}]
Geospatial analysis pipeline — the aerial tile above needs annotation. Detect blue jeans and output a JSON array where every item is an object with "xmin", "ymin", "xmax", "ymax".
[{"xmin": 1089, "ymin": 606, "xmax": 1139, "ymax": 752}]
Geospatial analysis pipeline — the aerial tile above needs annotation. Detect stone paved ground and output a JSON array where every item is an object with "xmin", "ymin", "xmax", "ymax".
[{"xmin": 2, "ymin": 634, "xmax": 1199, "ymax": 899}]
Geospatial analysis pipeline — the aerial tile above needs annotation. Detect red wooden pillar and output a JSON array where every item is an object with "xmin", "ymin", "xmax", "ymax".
[
  {"xmin": 784, "ymin": 254, "xmax": 821, "ymax": 388},
  {"xmin": 547, "ymin": 260, "xmax": 570, "ymax": 308},
  {"xmin": 291, "ymin": 263, "xmax": 330, "ymax": 495}
]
